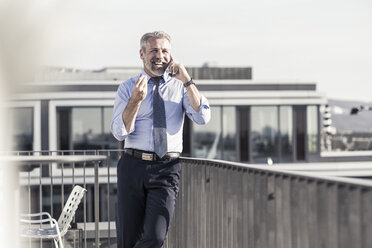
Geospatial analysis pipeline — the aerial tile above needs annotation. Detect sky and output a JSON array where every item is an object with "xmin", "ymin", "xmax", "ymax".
[{"xmin": 1, "ymin": 0, "xmax": 372, "ymax": 102}]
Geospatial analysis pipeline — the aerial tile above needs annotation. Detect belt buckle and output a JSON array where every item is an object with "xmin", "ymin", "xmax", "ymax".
[{"xmin": 142, "ymin": 153, "xmax": 154, "ymax": 161}]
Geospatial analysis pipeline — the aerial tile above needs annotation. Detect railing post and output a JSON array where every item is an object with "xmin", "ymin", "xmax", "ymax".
[{"xmin": 94, "ymin": 161, "xmax": 100, "ymax": 247}]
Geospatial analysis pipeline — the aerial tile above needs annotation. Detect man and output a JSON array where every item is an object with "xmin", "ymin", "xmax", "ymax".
[{"xmin": 111, "ymin": 31, "xmax": 210, "ymax": 248}]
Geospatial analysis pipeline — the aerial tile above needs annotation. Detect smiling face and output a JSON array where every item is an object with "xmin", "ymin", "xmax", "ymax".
[{"xmin": 140, "ymin": 37, "xmax": 171, "ymax": 77}]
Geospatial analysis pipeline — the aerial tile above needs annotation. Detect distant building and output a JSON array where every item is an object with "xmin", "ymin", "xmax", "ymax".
[{"xmin": 8, "ymin": 66, "xmax": 327, "ymax": 163}]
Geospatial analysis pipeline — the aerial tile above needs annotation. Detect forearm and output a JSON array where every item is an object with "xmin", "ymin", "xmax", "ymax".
[
  {"xmin": 169, "ymin": 60, "xmax": 202, "ymax": 112},
  {"xmin": 122, "ymin": 98, "xmax": 141, "ymax": 133},
  {"xmin": 122, "ymin": 75, "xmax": 148, "ymax": 133},
  {"xmin": 180, "ymin": 75, "xmax": 201, "ymax": 112},
  {"xmin": 186, "ymin": 84, "xmax": 202, "ymax": 112}
]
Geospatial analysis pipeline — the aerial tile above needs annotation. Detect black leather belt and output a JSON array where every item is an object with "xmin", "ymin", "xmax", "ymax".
[{"xmin": 124, "ymin": 148, "xmax": 180, "ymax": 161}]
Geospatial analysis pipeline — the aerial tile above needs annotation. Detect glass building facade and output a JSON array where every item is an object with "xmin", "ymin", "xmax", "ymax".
[
  {"xmin": 9, "ymin": 103, "xmax": 320, "ymax": 164},
  {"xmin": 192, "ymin": 105, "xmax": 319, "ymax": 163}
]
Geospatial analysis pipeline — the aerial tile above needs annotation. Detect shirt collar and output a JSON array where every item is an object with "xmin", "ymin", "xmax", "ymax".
[{"xmin": 141, "ymin": 70, "xmax": 171, "ymax": 84}]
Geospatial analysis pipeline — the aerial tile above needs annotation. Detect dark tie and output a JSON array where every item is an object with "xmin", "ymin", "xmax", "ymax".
[{"xmin": 152, "ymin": 77, "xmax": 168, "ymax": 158}]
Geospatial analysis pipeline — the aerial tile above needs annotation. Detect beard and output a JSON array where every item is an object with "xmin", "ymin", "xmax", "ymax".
[{"xmin": 144, "ymin": 58, "xmax": 168, "ymax": 77}]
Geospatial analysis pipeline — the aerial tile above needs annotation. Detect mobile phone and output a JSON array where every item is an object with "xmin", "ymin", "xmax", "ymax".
[{"xmin": 165, "ymin": 56, "xmax": 178, "ymax": 76}]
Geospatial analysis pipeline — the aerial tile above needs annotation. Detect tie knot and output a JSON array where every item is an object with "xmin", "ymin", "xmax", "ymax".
[{"xmin": 151, "ymin": 76, "xmax": 163, "ymax": 85}]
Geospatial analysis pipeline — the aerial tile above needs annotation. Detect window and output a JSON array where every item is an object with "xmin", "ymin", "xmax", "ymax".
[
  {"xmin": 251, "ymin": 106, "xmax": 279, "ymax": 163},
  {"xmin": 192, "ymin": 106, "xmax": 237, "ymax": 161},
  {"xmin": 222, "ymin": 106, "xmax": 237, "ymax": 161},
  {"xmin": 9, "ymin": 107, "xmax": 34, "ymax": 151},
  {"xmin": 192, "ymin": 106, "xmax": 222, "ymax": 159},
  {"xmin": 307, "ymin": 105, "xmax": 318, "ymax": 154},
  {"xmin": 238, "ymin": 107, "xmax": 250, "ymax": 162},
  {"xmin": 294, "ymin": 106, "xmax": 306, "ymax": 161},
  {"xmin": 279, "ymin": 106, "xmax": 293, "ymax": 162},
  {"xmin": 58, "ymin": 107, "xmax": 118, "ymax": 150}
]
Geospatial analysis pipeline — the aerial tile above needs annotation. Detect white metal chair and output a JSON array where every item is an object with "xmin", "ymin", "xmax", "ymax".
[{"xmin": 20, "ymin": 185, "xmax": 86, "ymax": 248}]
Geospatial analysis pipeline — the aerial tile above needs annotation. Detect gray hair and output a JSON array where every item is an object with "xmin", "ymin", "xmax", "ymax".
[{"xmin": 140, "ymin": 31, "xmax": 171, "ymax": 51}]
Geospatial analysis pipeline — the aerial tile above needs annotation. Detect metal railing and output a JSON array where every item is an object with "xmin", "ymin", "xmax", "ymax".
[
  {"xmin": 7, "ymin": 150, "xmax": 372, "ymax": 247},
  {"xmin": 164, "ymin": 157, "xmax": 372, "ymax": 248}
]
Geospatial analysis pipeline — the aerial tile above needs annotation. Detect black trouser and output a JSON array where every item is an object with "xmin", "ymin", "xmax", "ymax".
[{"xmin": 116, "ymin": 153, "xmax": 181, "ymax": 248}]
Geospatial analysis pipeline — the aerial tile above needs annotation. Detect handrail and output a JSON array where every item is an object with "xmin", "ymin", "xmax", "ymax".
[
  {"xmin": 0, "ymin": 155, "xmax": 107, "ymax": 164},
  {"xmin": 181, "ymin": 157, "xmax": 372, "ymax": 187}
]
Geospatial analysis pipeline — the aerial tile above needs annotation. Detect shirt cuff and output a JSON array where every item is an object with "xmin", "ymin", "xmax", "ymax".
[
  {"xmin": 190, "ymin": 95, "xmax": 210, "ymax": 114},
  {"xmin": 111, "ymin": 115, "xmax": 134, "ymax": 141},
  {"xmin": 187, "ymin": 95, "xmax": 211, "ymax": 124}
]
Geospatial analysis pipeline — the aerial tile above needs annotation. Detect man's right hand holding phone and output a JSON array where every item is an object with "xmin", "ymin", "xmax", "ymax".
[{"xmin": 166, "ymin": 57, "xmax": 192, "ymax": 84}]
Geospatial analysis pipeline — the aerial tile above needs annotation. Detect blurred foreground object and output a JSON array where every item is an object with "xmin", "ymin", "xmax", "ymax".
[{"xmin": 0, "ymin": 1, "xmax": 58, "ymax": 247}]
